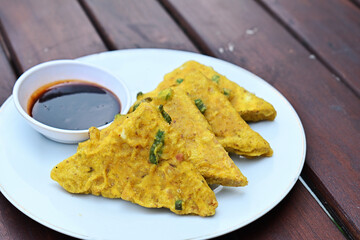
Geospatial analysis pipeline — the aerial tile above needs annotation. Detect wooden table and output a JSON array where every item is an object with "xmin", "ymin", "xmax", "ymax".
[{"xmin": 0, "ymin": 0, "xmax": 359, "ymax": 239}]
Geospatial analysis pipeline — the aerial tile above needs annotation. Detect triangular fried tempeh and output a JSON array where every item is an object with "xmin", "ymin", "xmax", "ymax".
[
  {"xmin": 151, "ymin": 87, "xmax": 247, "ymax": 187},
  {"xmin": 179, "ymin": 72, "xmax": 273, "ymax": 157},
  {"xmin": 51, "ymin": 103, "xmax": 217, "ymax": 216},
  {"xmin": 132, "ymin": 73, "xmax": 273, "ymax": 157},
  {"xmin": 121, "ymin": 157, "xmax": 218, "ymax": 216},
  {"xmin": 161, "ymin": 60, "xmax": 276, "ymax": 122}
]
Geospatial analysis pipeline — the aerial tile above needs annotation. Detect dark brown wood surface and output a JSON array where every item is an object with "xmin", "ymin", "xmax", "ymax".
[
  {"xmin": 350, "ymin": 0, "xmax": 360, "ymax": 9},
  {"xmin": 0, "ymin": 0, "xmax": 106, "ymax": 73},
  {"xmin": 0, "ymin": 0, "xmax": 358, "ymax": 239},
  {"xmin": 0, "ymin": 38, "xmax": 15, "ymax": 104},
  {"xmin": 260, "ymin": 0, "xmax": 360, "ymax": 96},
  {"xmin": 162, "ymin": 0, "xmax": 360, "ymax": 238},
  {"xmin": 81, "ymin": 0, "xmax": 197, "ymax": 52}
]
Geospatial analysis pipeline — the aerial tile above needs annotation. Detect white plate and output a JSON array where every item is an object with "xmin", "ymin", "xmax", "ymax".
[{"xmin": 0, "ymin": 49, "xmax": 306, "ymax": 240}]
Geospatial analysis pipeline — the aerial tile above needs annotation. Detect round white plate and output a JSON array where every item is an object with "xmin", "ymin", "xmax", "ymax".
[{"xmin": 0, "ymin": 49, "xmax": 306, "ymax": 240}]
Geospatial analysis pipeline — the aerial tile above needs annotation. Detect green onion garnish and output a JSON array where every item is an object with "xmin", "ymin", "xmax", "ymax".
[
  {"xmin": 194, "ymin": 99, "xmax": 206, "ymax": 114},
  {"xmin": 176, "ymin": 78, "xmax": 184, "ymax": 84},
  {"xmin": 158, "ymin": 88, "xmax": 174, "ymax": 101},
  {"xmin": 149, "ymin": 130, "xmax": 165, "ymax": 165},
  {"xmin": 175, "ymin": 200, "xmax": 183, "ymax": 210},
  {"xmin": 223, "ymin": 88, "xmax": 231, "ymax": 97},
  {"xmin": 136, "ymin": 92, "xmax": 143, "ymax": 99},
  {"xmin": 159, "ymin": 105, "xmax": 172, "ymax": 124},
  {"xmin": 211, "ymin": 75, "xmax": 220, "ymax": 83}
]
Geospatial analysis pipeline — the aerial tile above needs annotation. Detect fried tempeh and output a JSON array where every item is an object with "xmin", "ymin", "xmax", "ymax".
[
  {"xmin": 151, "ymin": 87, "xmax": 247, "ymax": 187},
  {"xmin": 133, "ymin": 73, "xmax": 273, "ymax": 157},
  {"xmin": 179, "ymin": 72, "xmax": 273, "ymax": 157},
  {"xmin": 161, "ymin": 60, "xmax": 277, "ymax": 122},
  {"xmin": 51, "ymin": 103, "xmax": 217, "ymax": 216}
]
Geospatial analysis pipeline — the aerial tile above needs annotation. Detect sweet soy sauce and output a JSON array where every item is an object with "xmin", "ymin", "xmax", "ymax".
[{"xmin": 28, "ymin": 80, "xmax": 121, "ymax": 130}]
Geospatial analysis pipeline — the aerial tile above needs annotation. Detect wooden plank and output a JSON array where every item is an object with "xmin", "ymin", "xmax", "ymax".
[
  {"xmin": 0, "ymin": 38, "xmax": 16, "ymax": 105},
  {"xmin": 260, "ymin": 0, "xmax": 360, "ymax": 96},
  {"xmin": 214, "ymin": 182, "xmax": 345, "ymax": 240},
  {"xmin": 81, "ymin": 0, "xmax": 197, "ymax": 51},
  {"xmin": 0, "ymin": 0, "xmax": 107, "ymax": 73},
  {"xmin": 161, "ymin": 0, "xmax": 360, "ymax": 238}
]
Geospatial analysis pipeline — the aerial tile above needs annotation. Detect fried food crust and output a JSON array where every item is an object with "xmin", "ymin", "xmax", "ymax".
[{"xmin": 51, "ymin": 103, "xmax": 217, "ymax": 216}]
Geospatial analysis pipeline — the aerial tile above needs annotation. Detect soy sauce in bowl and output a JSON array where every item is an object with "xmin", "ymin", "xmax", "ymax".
[{"xmin": 28, "ymin": 80, "xmax": 121, "ymax": 130}]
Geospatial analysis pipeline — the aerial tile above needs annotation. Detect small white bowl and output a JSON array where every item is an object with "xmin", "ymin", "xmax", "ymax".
[{"xmin": 13, "ymin": 59, "xmax": 131, "ymax": 144}]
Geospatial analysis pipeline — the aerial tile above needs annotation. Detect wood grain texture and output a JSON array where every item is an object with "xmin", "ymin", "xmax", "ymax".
[
  {"xmin": 0, "ymin": 0, "xmax": 106, "ymax": 73},
  {"xmin": 260, "ymin": 0, "xmax": 360, "ymax": 96},
  {"xmin": 161, "ymin": 0, "xmax": 360, "ymax": 238},
  {"xmin": 0, "ymin": 39, "xmax": 16, "ymax": 105},
  {"xmin": 81, "ymin": 0, "xmax": 197, "ymax": 52},
  {"xmin": 213, "ymin": 182, "xmax": 345, "ymax": 240}
]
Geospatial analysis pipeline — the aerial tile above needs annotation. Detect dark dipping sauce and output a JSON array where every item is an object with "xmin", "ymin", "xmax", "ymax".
[{"xmin": 28, "ymin": 80, "xmax": 121, "ymax": 130}]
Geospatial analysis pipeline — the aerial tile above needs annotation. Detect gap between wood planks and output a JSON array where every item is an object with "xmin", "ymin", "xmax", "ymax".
[
  {"xmin": 349, "ymin": 0, "xmax": 360, "ymax": 8},
  {"xmin": 0, "ymin": 18, "xmax": 21, "ymax": 78},
  {"xmin": 299, "ymin": 177, "xmax": 348, "ymax": 239},
  {"xmin": 77, "ymin": 0, "xmax": 113, "ymax": 51},
  {"xmin": 254, "ymin": 0, "xmax": 360, "ymax": 99}
]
